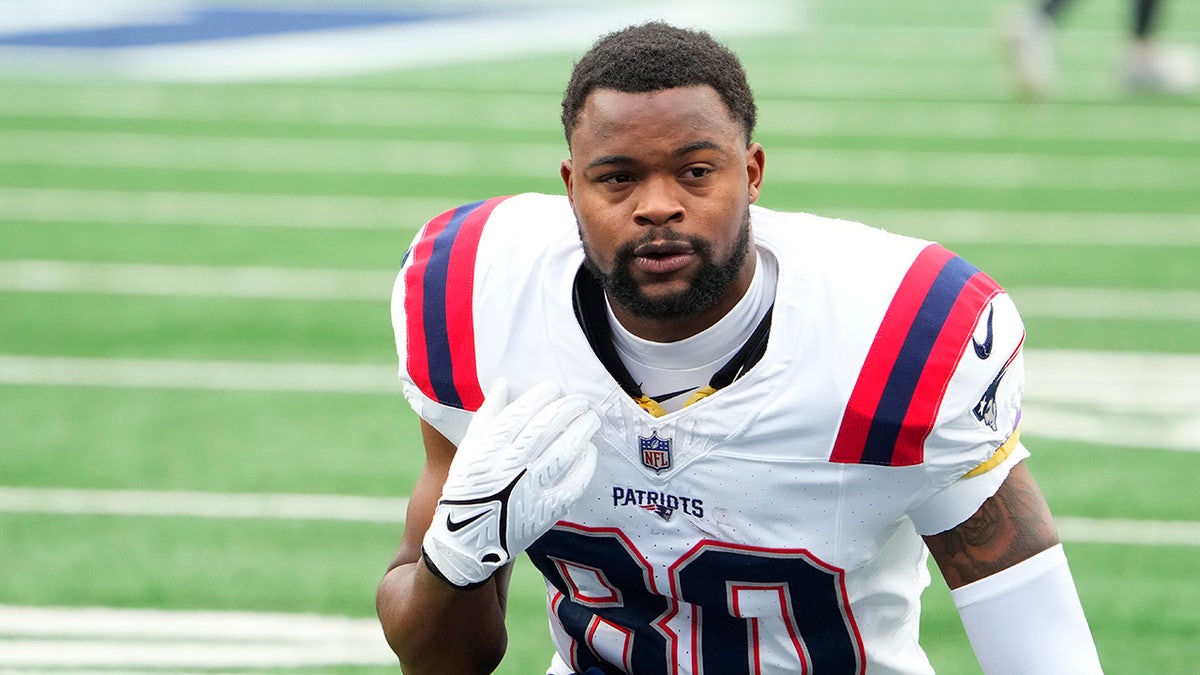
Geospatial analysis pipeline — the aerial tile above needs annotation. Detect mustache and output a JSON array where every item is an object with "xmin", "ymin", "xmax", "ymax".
[{"xmin": 612, "ymin": 228, "xmax": 712, "ymax": 266}]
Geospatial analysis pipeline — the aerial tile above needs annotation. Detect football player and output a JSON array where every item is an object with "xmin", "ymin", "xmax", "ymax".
[
  {"xmin": 377, "ymin": 22, "xmax": 1104, "ymax": 674},
  {"xmin": 1003, "ymin": 0, "xmax": 1198, "ymax": 96}
]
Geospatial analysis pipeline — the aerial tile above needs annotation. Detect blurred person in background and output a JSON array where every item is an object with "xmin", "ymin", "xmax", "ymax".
[{"xmin": 1003, "ymin": 0, "xmax": 1199, "ymax": 96}]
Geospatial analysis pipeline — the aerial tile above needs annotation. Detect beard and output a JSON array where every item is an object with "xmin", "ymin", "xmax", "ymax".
[{"xmin": 580, "ymin": 210, "xmax": 752, "ymax": 320}]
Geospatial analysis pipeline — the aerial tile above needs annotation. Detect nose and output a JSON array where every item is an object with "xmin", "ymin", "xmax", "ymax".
[{"xmin": 632, "ymin": 176, "xmax": 684, "ymax": 228}]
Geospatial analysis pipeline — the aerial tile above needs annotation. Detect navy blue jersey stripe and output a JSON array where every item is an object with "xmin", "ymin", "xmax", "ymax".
[
  {"xmin": 419, "ymin": 199, "xmax": 487, "ymax": 409},
  {"xmin": 859, "ymin": 255, "xmax": 980, "ymax": 465}
]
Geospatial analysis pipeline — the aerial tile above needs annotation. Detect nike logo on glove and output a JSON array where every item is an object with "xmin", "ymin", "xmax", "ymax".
[
  {"xmin": 445, "ymin": 510, "xmax": 488, "ymax": 532},
  {"xmin": 973, "ymin": 305, "xmax": 994, "ymax": 359}
]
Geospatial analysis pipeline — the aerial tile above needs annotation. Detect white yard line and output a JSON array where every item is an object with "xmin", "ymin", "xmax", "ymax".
[
  {"xmin": 0, "ymin": 605, "xmax": 394, "ymax": 669},
  {"xmin": 0, "ymin": 604, "xmax": 384, "ymax": 640},
  {"xmin": 1024, "ymin": 350, "xmax": 1200, "ymax": 414},
  {"xmin": 0, "ymin": 260, "xmax": 396, "ymax": 301},
  {"xmin": 4, "ymin": 187, "xmax": 1199, "ymax": 249},
  {"xmin": 1025, "ymin": 406, "xmax": 1200, "ymax": 454},
  {"xmin": 0, "ymin": 487, "xmax": 1195, "ymax": 548},
  {"xmin": 0, "ymin": 514, "xmax": 1196, "ymax": 670},
  {"xmin": 2, "ymin": 260, "xmax": 1197, "ymax": 321},
  {"xmin": 822, "ymin": 207, "xmax": 1200, "ymax": 248},
  {"xmin": 765, "ymin": 146, "xmax": 1198, "ymax": 192},
  {"xmin": 0, "ymin": 487, "xmax": 407, "ymax": 523},
  {"xmin": 0, "ymin": 640, "xmax": 395, "ymax": 669},
  {"xmin": 0, "ymin": 355, "xmax": 400, "ymax": 393},
  {"xmin": 760, "ymin": 99, "xmax": 1200, "ymax": 145},
  {"xmin": 0, "ymin": 350, "xmax": 1194, "ymax": 407},
  {"xmin": 0, "ymin": 80, "xmax": 563, "ymax": 132},
  {"xmin": 3, "ymin": 129, "xmax": 1197, "ymax": 191},
  {"xmin": 1055, "ymin": 517, "xmax": 1200, "ymax": 548},
  {"xmin": 0, "ymin": 84, "xmax": 1196, "ymax": 144},
  {"xmin": 1005, "ymin": 287, "xmax": 1200, "ymax": 322},
  {"xmin": 1, "ymin": 350, "xmax": 1198, "ymax": 452},
  {"xmin": 0, "ymin": 186, "xmax": 457, "ymax": 230},
  {"xmin": 0, "ymin": 129, "xmax": 563, "ymax": 177}
]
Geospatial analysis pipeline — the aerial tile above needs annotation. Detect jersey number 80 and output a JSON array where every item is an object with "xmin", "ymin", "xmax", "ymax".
[{"xmin": 527, "ymin": 524, "xmax": 866, "ymax": 675}]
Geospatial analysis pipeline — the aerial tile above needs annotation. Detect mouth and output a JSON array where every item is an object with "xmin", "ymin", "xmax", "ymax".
[{"xmin": 631, "ymin": 240, "xmax": 695, "ymax": 275}]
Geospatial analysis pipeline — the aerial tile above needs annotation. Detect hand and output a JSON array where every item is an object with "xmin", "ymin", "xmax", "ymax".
[{"xmin": 422, "ymin": 379, "xmax": 600, "ymax": 588}]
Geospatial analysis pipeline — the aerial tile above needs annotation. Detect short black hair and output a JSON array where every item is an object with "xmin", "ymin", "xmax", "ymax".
[{"xmin": 561, "ymin": 22, "xmax": 757, "ymax": 146}]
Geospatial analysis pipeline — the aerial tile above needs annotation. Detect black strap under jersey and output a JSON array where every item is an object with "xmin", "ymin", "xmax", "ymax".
[{"xmin": 571, "ymin": 266, "xmax": 772, "ymax": 408}]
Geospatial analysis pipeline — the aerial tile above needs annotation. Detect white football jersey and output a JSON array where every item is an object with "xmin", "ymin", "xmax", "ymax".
[{"xmin": 392, "ymin": 193, "xmax": 1029, "ymax": 675}]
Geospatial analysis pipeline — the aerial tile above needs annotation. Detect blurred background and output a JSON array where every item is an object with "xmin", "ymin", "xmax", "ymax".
[{"xmin": 0, "ymin": 0, "xmax": 1196, "ymax": 672}]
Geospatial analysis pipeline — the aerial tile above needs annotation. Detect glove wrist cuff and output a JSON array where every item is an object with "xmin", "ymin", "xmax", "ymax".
[{"xmin": 420, "ymin": 546, "xmax": 490, "ymax": 591}]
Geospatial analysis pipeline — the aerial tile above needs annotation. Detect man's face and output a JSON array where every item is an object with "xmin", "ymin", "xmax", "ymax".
[{"xmin": 562, "ymin": 85, "xmax": 765, "ymax": 339}]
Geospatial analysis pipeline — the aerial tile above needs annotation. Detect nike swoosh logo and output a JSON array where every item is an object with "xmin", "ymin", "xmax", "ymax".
[
  {"xmin": 973, "ymin": 305, "xmax": 994, "ymax": 359},
  {"xmin": 446, "ymin": 510, "xmax": 487, "ymax": 532}
]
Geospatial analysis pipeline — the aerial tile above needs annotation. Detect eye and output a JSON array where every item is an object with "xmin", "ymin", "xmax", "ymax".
[
  {"xmin": 682, "ymin": 166, "xmax": 712, "ymax": 179},
  {"xmin": 600, "ymin": 172, "xmax": 635, "ymax": 185}
]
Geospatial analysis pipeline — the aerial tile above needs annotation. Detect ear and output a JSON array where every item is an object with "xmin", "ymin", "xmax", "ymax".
[
  {"xmin": 745, "ymin": 143, "xmax": 765, "ymax": 204},
  {"xmin": 560, "ymin": 159, "xmax": 575, "ymax": 205}
]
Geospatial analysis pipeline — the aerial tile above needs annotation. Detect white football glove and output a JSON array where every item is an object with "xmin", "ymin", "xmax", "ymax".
[{"xmin": 421, "ymin": 378, "xmax": 600, "ymax": 588}]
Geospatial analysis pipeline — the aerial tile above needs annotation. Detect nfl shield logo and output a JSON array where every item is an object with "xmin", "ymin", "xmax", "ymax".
[{"xmin": 639, "ymin": 432, "xmax": 672, "ymax": 473}]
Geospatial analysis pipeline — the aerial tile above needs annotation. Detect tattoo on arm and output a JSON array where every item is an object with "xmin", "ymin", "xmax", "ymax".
[{"xmin": 924, "ymin": 463, "xmax": 1061, "ymax": 589}]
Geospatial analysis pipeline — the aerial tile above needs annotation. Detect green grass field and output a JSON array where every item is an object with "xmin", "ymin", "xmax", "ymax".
[{"xmin": 1, "ymin": 0, "xmax": 1198, "ymax": 672}]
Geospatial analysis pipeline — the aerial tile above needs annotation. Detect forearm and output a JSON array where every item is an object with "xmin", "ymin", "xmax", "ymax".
[
  {"xmin": 376, "ymin": 558, "xmax": 509, "ymax": 674},
  {"xmin": 377, "ymin": 385, "xmax": 597, "ymax": 673},
  {"xmin": 925, "ymin": 463, "xmax": 1101, "ymax": 671},
  {"xmin": 952, "ymin": 544, "xmax": 1102, "ymax": 673}
]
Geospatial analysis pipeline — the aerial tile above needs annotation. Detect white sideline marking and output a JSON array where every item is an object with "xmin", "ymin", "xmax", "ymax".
[
  {"xmin": 0, "ymin": 605, "xmax": 395, "ymax": 669},
  {"xmin": 2, "ymin": 260, "xmax": 1197, "ymax": 321},
  {"xmin": 0, "ymin": 0, "xmax": 797, "ymax": 82},
  {"xmin": 0, "ymin": 488, "xmax": 1195, "ymax": 548},
  {"xmin": 0, "ymin": 0, "xmax": 189, "ymax": 34},
  {"xmin": 0, "ymin": 487, "xmax": 407, "ymax": 523},
  {"xmin": 3, "ymin": 129, "xmax": 1197, "ymax": 191}
]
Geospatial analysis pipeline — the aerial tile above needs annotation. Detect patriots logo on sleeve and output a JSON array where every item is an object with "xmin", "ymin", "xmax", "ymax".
[
  {"xmin": 973, "ymin": 373, "xmax": 1002, "ymax": 431},
  {"xmin": 973, "ymin": 334, "xmax": 1024, "ymax": 431}
]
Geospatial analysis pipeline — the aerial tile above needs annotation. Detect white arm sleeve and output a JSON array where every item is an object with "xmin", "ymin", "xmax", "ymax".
[{"xmin": 951, "ymin": 544, "xmax": 1103, "ymax": 674}]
